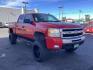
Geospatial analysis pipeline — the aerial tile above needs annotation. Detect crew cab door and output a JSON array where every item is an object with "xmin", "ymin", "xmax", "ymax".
[
  {"xmin": 16, "ymin": 15, "xmax": 25, "ymax": 36},
  {"xmin": 21, "ymin": 14, "xmax": 35, "ymax": 39}
]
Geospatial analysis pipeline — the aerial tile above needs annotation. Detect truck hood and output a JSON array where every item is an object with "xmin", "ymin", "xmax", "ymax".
[{"xmin": 36, "ymin": 22, "xmax": 82, "ymax": 29}]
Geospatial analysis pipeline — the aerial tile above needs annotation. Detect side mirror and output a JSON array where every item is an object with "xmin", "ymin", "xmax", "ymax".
[{"xmin": 24, "ymin": 19, "xmax": 32, "ymax": 24}]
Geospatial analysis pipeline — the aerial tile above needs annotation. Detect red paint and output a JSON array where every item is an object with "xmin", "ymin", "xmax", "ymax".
[
  {"xmin": 84, "ymin": 21, "xmax": 93, "ymax": 33},
  {"xmin": 45, "ymin": 37, "xmax": 63, "ymax": 49},
  {"xmin": 9, "ymin": 13, "xmax": 83, "ymax": 50}
]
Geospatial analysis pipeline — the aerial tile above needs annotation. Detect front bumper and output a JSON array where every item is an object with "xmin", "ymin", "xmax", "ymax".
[
  {"xmin": 62, "ymin": 36, "xmax": 85, "ymax": 44},
  {"xmin": 62, "ymin": 40, "xmax": 84, "ymax": 49},
  {"xmin": 45, "ymin": 36, "xmax": 85, "ymax": 50},
  {"xmin": 62, "ymin": 36, "xmax": 85, "ymax": 49}
]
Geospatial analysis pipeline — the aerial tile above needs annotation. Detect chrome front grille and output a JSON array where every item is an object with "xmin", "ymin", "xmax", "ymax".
[{"xmin": 62, "ymin": 28, "xmax": 83, "ymax": 38}]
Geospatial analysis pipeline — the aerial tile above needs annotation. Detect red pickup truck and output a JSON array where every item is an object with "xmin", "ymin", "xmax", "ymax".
[{"xmin": 9, "ymin": 13, "xmax": 85, "ymax": 62}]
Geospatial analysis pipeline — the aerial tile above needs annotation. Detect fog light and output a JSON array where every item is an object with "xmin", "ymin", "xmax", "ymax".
[
  {"xmin": 54, "ymin": 45, "xmax": 60, "ymax": 48},
  {"xmin": 87, "ymin": 29, "xmax": 89, "ymax": 31}
]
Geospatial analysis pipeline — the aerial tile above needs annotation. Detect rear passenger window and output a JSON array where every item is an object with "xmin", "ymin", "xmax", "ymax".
[{"xmin": 17, "ymin": 15, "xmax": 24, "ymax": 23}]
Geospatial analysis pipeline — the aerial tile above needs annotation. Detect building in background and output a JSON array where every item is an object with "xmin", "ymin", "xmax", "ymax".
[
  {"xmin": 0, "ymin": 7, "xmax": 39, "ymax": 24},
  {"xmin": 62, "ymin": 17, "xmax": 66, "ymax": 21},
  {"xmin": 85, "ymin": 15, "xmax": 90, "ymax": 22},
  {"xmin": 62, "ymin": 17, "xmax": 75, "ymax": 23}
]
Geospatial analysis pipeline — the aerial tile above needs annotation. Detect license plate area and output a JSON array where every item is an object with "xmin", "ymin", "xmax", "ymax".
[{"xmin": 74, "ymin": 44, "xmax": 79, "ymax": 48}]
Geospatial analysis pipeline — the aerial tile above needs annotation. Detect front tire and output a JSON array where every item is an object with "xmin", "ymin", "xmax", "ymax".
[
  {"xmin": 9, "ymin": 33, "xmax": 17, "ymax": 45},
  {"xmin": 32, "ymin": 34, "xmax": 50, "ymax": 62}
]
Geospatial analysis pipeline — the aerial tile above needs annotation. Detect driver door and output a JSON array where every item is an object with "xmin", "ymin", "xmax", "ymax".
[{"xmin": 22, "ymin": 14, "xmax": 35, "ymax": 39}]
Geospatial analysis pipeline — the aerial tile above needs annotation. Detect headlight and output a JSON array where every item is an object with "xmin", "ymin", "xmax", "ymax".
[{"xmin": 48, "ymin": 28, "xmax": 61, "ymax": 37}]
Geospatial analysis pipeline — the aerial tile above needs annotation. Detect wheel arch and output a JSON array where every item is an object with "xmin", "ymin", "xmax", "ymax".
[
  {"xmin": 9, "ymin": 28, "xmax": 13, "ymax": 33},
  {"xmin": 34, "ymin": 32, "xmax": 45, "ymax": 38}
]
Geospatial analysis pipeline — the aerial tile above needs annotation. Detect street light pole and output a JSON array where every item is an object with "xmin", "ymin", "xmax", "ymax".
[
  {"xmin": 58, "ymin": 7, "xmax": 61, "ymax": 20},
  {"xmin": 79, "ymin": 10, "xmax": 82, "ymax": 22},
  {"xmin": 58, "ymin": 6, "xmax": 63, "ymax": 20},
  {"xmin": 62, "ymin": 7, "xmax": 64, "ymax": 20},
  {"xmin": 22, "ymin": 2, "xmax": 28, "ymax": 14}
]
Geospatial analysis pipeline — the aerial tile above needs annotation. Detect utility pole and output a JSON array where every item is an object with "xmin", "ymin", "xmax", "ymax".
[
  {"xmin": 22, "ymin": 2, "xmax": 28, "ymax": 14},
  {"xmin": 58, "ymin": 6, "xmax": 63, "ymax": 20},
  {"xmin": 62, "ymin": 7, "xmax": 64, "ymax": 20},
  {"xmin": 79, "ymin": 10, "xmax": 82, "ymax": 22}
]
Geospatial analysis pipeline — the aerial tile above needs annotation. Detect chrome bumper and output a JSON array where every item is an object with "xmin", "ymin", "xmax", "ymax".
[{"xmin": 62, "ymin": 36, "xmax": 85, "ymax": 44}]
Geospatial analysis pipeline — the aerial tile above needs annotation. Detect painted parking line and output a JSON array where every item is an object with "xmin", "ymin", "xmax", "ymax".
[{"xmin": 0, "ymin": 53, "xmax": 6, "ymax": 58}]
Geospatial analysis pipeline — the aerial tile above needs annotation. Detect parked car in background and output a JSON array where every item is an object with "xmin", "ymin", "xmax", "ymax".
[
  {"xmin": 3, "ymin": 23, "xmax": 9, "ymax": 28},
  {"xmin": 0, "ymin": 22, "xmax": 9, "ymax": 28},
  {"xmin": 84, "ymin": 21, "xmax": 93, "ymax": 33},
  {"xmin": 0, "ymin": 22, "xmax": 4, "ymax": 28}
]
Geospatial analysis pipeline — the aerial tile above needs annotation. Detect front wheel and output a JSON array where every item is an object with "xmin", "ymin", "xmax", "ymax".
[
  {"xmin": 9, "ymin": 33, "xmax": 17, "ymax": 45},
  {"xmin": 33, "ymin": 34, "xmax": 50, "ymax": 62},
  {"xmin": 32, "ymin": 41, "xmax": 50, "ymax": 62}
]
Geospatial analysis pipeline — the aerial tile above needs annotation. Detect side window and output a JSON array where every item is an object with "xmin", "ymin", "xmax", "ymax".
[
  {"xmin": 24, "ymin": 15, "xmax": 32, "ymax": 24},
  {"xmin": 17, "ymin": 15, "xmax": 24, "ymax": 23},
  {"xmin": 48, "ymin": 15, "xmax": 56, "ymax": 21}
]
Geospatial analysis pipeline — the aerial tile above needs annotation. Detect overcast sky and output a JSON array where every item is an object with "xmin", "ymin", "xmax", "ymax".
[{"xmin": 0, "ymin": 0, "xmax": 93, "ymax": 19}]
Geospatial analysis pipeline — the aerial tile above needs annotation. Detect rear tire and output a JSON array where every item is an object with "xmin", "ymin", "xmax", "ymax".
[{"xmin": 9, "ymin": 33, "xmax": 17, "ymax": 45}]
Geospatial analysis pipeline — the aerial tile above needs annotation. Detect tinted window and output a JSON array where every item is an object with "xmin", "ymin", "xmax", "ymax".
[
  {"xmin": 24, "ymin": 15, "xmax": 32, "ymax": 24},
  {"xmin": 33, "ymin": 14, "xmax": 59, "ymax": 22},
  {"xmin": 17, "ymin": 15, "xmax": 24, "ymax": 23}
]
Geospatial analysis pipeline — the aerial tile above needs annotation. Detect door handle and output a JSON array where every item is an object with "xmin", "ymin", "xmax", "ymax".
[{"xmin": 22, "ymin": 26, "xmax": 26, "ymax": 31}]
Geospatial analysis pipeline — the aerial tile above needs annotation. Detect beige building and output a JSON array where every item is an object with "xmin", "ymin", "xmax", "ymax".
[{"xmin": 0, "ymin": 7, "xmax": 37, "ymax": 23}]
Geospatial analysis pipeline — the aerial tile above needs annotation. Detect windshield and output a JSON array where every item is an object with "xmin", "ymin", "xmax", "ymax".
[{"xmin": 33, "ymin": 14, "xmax": 60, "ymax": 22}]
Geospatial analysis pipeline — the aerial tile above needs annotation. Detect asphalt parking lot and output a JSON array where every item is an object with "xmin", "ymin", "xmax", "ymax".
[{"xmin": 0, "ymin": 28, "xmax": 93, "ymax": 70}]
